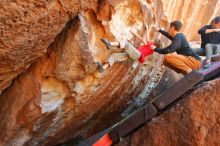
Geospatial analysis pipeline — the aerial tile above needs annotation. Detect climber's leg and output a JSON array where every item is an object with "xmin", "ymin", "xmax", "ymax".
[
  {"xmin": 124, "ymin": 41, "xmax": 141, "ymax": 61},
  {"xmin": 101, "ymin": 38, "xmax": 120, "ymax": 49},
  {"xmin": 215, "ymin": 44, "xmax": 220, "ymax": 54},
  {"xmin": 107, "ymin": 53, "xmax": 129, "ymax": 66},
  {"xmin": 96, "ymin": 53, "xmax": 129, "ymax": 73}
]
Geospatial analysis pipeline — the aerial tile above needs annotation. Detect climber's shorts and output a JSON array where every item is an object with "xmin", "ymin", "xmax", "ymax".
[
  {"xmin": 119, "ymin": 39, "xmax": 141, "ymax": 61},
  {"xmin": 108, "ymin": 53, "xmax": 129, "ymax": 66}
]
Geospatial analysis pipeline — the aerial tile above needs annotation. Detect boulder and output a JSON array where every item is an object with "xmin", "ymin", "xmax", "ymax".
[{"xmin": 122, "ymin": 78, "xmax": 220, "ymax": 146}]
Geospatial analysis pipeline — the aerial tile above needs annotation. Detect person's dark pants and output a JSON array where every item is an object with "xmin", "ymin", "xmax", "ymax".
[{"xmin": 193, "ymin": 48, "xmax": 206, "ymax": 56}]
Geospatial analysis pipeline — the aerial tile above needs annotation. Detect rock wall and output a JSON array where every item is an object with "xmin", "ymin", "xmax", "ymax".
[
  {"xmin": 0, "ymin": 0, "xmax": 219, "ymax": 146},
  {"xmin": 123, "ymin": 78, "xmax": 220, "ymax": 146}
]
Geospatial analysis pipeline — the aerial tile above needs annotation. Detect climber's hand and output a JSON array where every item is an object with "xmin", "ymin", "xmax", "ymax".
[
  {"xmin": 152, "ymin": 26, "xmax": 160, "ymax": 32},
  {"xmin": 151, "ymin": 45, "xmax": 157, "ymax": 50}
]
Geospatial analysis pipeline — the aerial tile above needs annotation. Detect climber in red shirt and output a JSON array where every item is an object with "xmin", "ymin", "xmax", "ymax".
[
  {"xmin": 97, "ymin": 31, "xmax": 163, "ymax": 73},
  {"xmin": 138, "ymin": 41, "xmax": 155, "ymax": 63}
]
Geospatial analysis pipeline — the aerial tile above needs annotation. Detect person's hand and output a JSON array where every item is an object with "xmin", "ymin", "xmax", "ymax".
[
  {"xmin": 152, "ymin": 26, "xmax": 160, "ymax": 32},
  {"xmin": 151, "ymin": 45, "xmax": 156, "ymax": 50},
  {"xmin": 205, "ymin": 29, "xmax": 220, "ymax": 34}
]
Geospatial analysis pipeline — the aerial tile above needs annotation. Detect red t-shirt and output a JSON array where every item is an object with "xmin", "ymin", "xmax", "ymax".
[{"xmin": 138, "ymin": 42, "xmax": 155, "ymax": 63}]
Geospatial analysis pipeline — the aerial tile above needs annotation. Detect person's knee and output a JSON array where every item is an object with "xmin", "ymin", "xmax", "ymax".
[
  {"xmin": 205, "ymin": 44, "xmax": 212, "ymax": 51},
  {"xmin": 163, "ymin": 54, "xmax": 173, "ymax": 64}
]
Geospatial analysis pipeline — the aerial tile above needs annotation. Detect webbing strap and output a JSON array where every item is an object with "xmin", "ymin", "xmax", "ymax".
[
  {"xmin": 152, "ymin": 71, "xmax": 204, "ymax": 110},
  {"xmin": 78, "ymin": 64, "xmax": 220, "ymax": 146}
]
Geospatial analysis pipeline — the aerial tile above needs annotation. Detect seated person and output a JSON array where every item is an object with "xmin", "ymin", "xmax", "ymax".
[
  {"xmin": 194, "ymin": 16, "xmax": 220, "ymax": 69},
  {"xmin": 96, "ymin": 31, "xmax": 163, "ymax": 73},
  {"xmin": 153, "ymin": 21, "xmax": 202, "ymax": 75}
]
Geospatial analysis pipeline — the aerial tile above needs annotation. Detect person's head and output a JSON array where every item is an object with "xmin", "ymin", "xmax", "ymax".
[
  {"xmin": 211, "ymin": 16, "xmax": 220, "ymax": 29},
  {"xmin": 169, "ymin": 21, "xmax": 182, "ymax": 36},
  {"xmin": 154, "ymin": 39, "xmax": 164, "ymax": 48}
]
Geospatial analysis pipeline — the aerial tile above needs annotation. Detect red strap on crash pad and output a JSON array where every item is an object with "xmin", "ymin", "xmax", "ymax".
[{"xmin": 93, "ymin": 134, "xmax": 112, "ymax": 146}]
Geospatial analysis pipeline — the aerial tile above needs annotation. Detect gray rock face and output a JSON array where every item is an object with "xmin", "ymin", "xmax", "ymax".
[{"xmin": 122, "ymin": 79, "xmax": 220, "ymax": 146}]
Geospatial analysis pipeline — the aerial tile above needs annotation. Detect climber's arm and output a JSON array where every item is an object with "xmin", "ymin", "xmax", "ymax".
[{"xmin": 153, "ymin": 26, "xmax": 173, "ymax": 40}]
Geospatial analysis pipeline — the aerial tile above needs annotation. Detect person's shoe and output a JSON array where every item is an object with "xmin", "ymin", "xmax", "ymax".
[
  {"xmin": 213, "ymin": 46, "xmax": 217, "ymax": 54},
  {"xmin": 101, "ymin": 38, "xmax": 112, "ymax": 49},
  {"xmin": 96, "ymin": 62, "xmax": 105, "ymax": 73},
  {"xmin": 203, "ymin": 62, "xmax": 212, "ymax": 69}
]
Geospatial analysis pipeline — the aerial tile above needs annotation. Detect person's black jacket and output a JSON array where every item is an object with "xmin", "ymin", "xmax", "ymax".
[
  {"xmin": 198, "ymin": 25, "xmax": 220, "ymax": 49},
  {"xmin": 154, "ymin": 29, "xmax": 201, "ymax": 61}
]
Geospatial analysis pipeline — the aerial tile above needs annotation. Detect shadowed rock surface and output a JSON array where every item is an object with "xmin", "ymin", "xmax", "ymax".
[
  {"xmin": 121, "ymin": 78, "xmax": 220, "ymax": 146},
  {"xmin": 0, "ymin": 0, "xmax": 220, "ymax": 146}
]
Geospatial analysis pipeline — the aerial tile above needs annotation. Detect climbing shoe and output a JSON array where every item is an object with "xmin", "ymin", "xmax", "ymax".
[
  {"xmin": 96, "ymin": 62, "xmax": 105, "ymax": 73},
  {"xmin": 203, "ymin": 62, "xmax": 211, "ymax": 69},
  {"xmin": 101, "ymin": 38, "xmax": 112, "ymax": 50}
]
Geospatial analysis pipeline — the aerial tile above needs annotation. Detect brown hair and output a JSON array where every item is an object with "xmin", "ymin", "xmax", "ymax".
[
  {"xmin": 212, "ymin": 16, "xmax": 220, "ymax": 24},
  {"xmin": 170, "ymin": 21, "xmax": 182, "ymax": 31}
]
